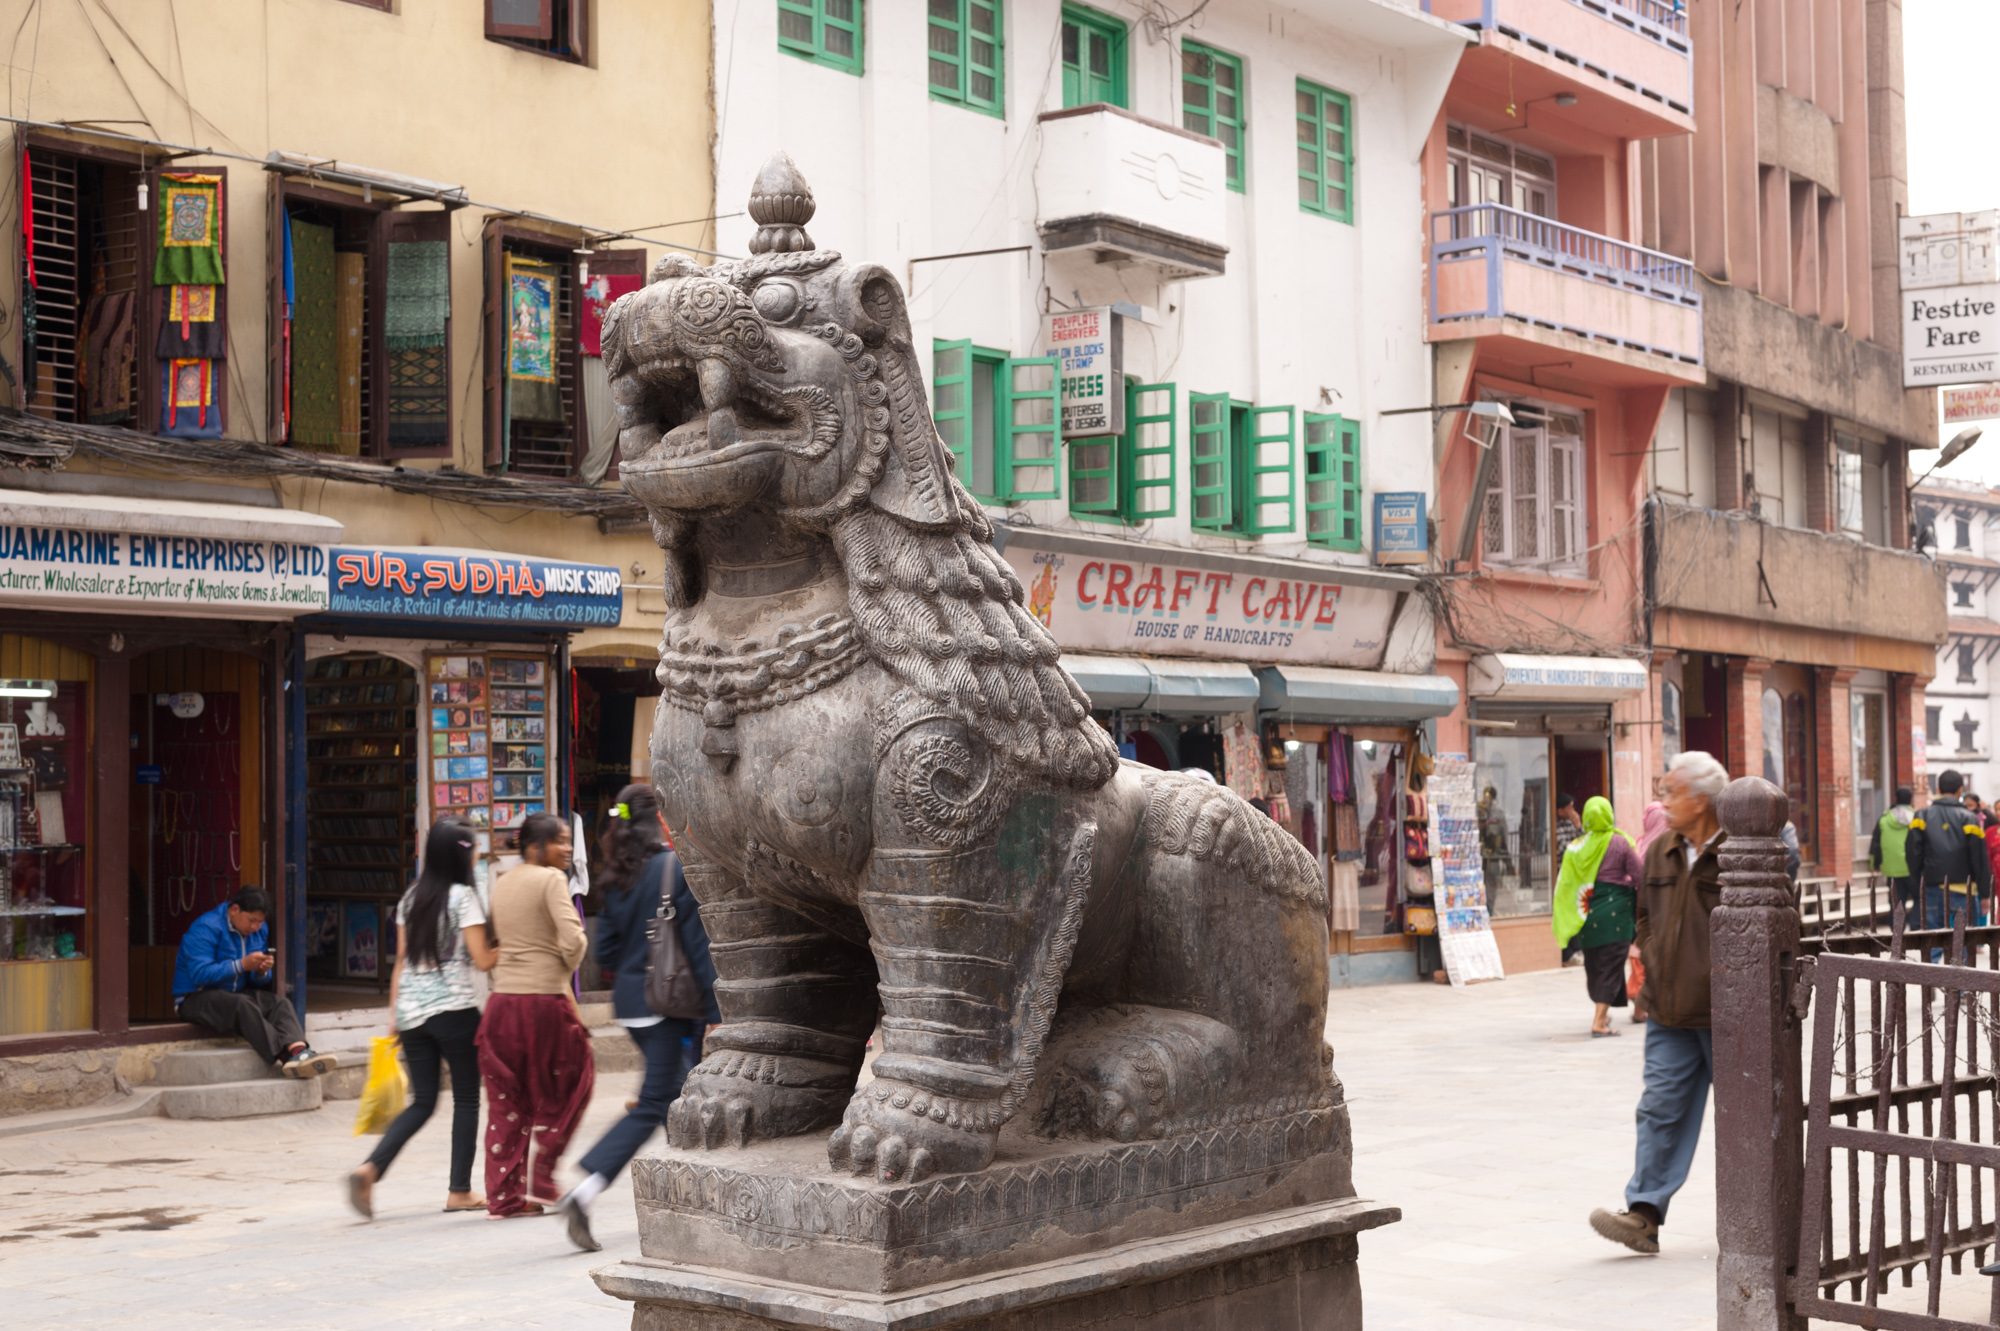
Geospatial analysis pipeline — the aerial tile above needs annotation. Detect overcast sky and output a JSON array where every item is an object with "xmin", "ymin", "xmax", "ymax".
[{"xmin": 1903, "ymin": 4, "xmax": 2000, "ymax": 484}]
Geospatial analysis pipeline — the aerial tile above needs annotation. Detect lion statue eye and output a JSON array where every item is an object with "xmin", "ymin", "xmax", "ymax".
[{"xmin": 751, "ymin": 280, "xmax": 804, "ymax": 324}]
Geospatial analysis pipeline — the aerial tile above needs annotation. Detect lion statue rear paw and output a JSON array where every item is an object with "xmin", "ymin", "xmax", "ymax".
[
  {"xmin": 1032, "ymin": 1006, "xmax": 1241, "ymax": 1142},
  {"xmin": 665, "ymin": 1049, "xmax": 854, "ymax": 1150}
]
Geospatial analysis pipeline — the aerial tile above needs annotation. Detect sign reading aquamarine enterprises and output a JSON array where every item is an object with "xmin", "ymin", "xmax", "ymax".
[
  {"xmin": 0, "ymin": 525, "xmax": 329, "ymax": 615},
  {"xmin": 1005, "ymin": 543, "xmax": 1398, "ymax": 668},
  {"xmin": 1902, "ymin": 211, "xmax": 2000, "ymax": 388},
  {"xmin": 328, "ymin": 547, "xmax": 622, "ymax": 625},
  {"xmin": 1043, "ymin": 307, "xmax": 1122, "ymax": 437},
  {"xmin": 1944, "ymin": 382, "xmax": 2000, "ymax": 424},
  {"xmin": 1373, "ymin": 491, "xmax": 1428, "ymax": 566}
]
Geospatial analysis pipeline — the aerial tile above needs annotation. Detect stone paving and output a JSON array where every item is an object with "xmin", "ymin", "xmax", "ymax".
[{"xmin": 0, "ymin": 968, "xmax": 1715, "ymax": 1330}]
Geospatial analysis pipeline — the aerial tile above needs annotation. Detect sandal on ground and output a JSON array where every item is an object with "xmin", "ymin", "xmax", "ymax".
[
  {"xmin": 1590, "ymin": 1027, "xmax": 1620, "ymax": 1038},
  {"xmin": 487, "ymin": 1204, "xmax": 547, "ymax": 1220},
  {"xmin": 346, "ymin": 1171, "xmax": 374, "ymax": 1220},
  {"xmin": 443, "ymin": 1196, "xmax": 486, "ymax": 1213}
]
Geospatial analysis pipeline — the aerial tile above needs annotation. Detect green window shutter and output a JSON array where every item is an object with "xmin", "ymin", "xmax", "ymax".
[
  {"xmin": 930, "ymin": 0, "xmax": 1004, "ymax": 117},
  {"xmin": 1243, "ymin": 405, "xmax": 1297, "ymax": 535},
  {"xmin": 1068, "ymin": 436, "xmax": 1120, "ymax": 515},
  {"xmin": 778, "ymin": 0, "xmax": 864, "ymax": 75},
  {"xmin": 1296, "ymin": 79, "xmax": 1354, "ymax": 221},
  {"xmin": 1181, "ymin": 41, "xmax": 1246, "ymax": 192},
  {"xmin": 932, "ymin": 339, "xmax": 973, "ymax": 486},
  {"xmin": 1189, "ymin": 391, "xmax": 1233, "ymax": 531},
  {"xmin": 1061, "ymin": 4, "xmax": 1127, "ymax": 109},
  {"xmin": 1001, "ymin": 356, "xmax": 1060, "ymax": 500},
  {"xmin": 1305, "ymin": 413, "xmax": 1363, "ymax": 550},
  {"xmin": 1123, "ymin": 379, "xmax": 1177, "ymax": 520}
]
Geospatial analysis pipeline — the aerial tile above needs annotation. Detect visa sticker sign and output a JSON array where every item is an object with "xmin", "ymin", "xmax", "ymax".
[{"xmin": 1902, "ymin": 211, "xmax": 2000, "ymax": 389}]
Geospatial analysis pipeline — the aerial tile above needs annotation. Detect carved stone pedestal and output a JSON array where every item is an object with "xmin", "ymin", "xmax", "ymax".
[{"xmin": 590, "ymin": 1110, "xmax": 1397, "ymax": 1330}]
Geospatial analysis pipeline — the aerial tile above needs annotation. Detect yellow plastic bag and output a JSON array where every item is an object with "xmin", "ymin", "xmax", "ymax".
[{"xmin": 352, "ymin": 1036, "xmax": 407, "ymax": 1136}]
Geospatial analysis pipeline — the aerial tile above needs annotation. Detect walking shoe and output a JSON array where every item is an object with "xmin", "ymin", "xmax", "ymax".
[
  {"xmin": 282, "ymin": 1048, "xmax": 338, "ymax": 1079},
  {"xmin": 559, "ymin": 1196, "xmax": 601, "ymax": 1253},
  {"xmin": 1589, "ymin": 1207, "xmax": 1660, "ymax": 1254}
]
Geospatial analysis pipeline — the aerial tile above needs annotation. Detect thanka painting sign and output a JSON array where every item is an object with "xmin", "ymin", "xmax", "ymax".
[{"xmin": 1943, "ymin": 383, "xmax": 2000, "ymax": 424}]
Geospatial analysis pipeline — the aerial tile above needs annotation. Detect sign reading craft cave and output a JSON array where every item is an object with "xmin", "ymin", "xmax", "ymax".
[
  {"xmin": 1004, "ymin": 545, "xmax": 1397, "ymax": 667},
  {"xmin": 328, "ymin": 547, "xmax": 623, "ymax": 625}
]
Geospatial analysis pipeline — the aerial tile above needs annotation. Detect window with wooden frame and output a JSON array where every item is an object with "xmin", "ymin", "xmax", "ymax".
[
  {"xmin": 779, "ymin": 0, "xmax": 864, "ymax": 75},
  {"xmin": 1190, "ymin": 393, "xmax": 1294, "ymax": 536},
  {"xmin": 929, "ymin": 0, "xmax": 1004, "ymax": 117},
  {"xmin": 1295, "ymin": 79, "xmax": 1354, "ymax": 222},
  {"xmin": 1068, "ymin": 378, "xmax": 1174, "ymax": 523},
  {"xmin": 337, "ymin": 0, "xmax": 393, "ymax": 10},
  {"xmin": 1061, "ymin": 4, "xmax": 1126, "ymax": 109},
  {"xmin": 1481, "ymin": 411, "xmax": 1588, "ymax": 574},
  {"xmin": 1303, "ymin": 413, "xmax": 1362, "ymax": 550},
  {"xmin": 932, "ymin": 338, "xmax": 1060, "ymax": 502},
  {"xmin": 485, "ymin": 0, "xmax": 588, "ymax": 63},
  {"xmin": 1181, "ymin": 41, "xmax": 1246, "ymax": 192}
]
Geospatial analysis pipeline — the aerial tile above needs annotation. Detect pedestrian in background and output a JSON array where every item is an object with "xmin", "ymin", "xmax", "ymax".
[
  {"xmin": 556, "ymin": 784, "xmax": 718, "ymax": 1253},
  {"xmin": 1983, "ymin": 806, "xmax": 2000, "ymax": 927},
  {"xmin": 1554, "ymin": 793, "xmax": 1584, "ymax": 965},
  {"xmin": 1907, "ymin": 769, "xmax": 1991, "ymax": 946},
  {"xmin": 477, "ymin": 812, "xmax": 595, "ymax": 1218},
  {"xmin": 1627, "ymin": 799, "xmax": 1669, "ymax": 1026},
  {"xmin": 1869, "ymin": 786, "xmax": 1916, "ymax": 924},
  {"xmin": 1591, "ymin": 751, "xmax": 1729, "ymax": 1256},
  {"xmin": 1552, "ymin": 796, "xmax": 1642, "ymax": 1038},
  {"xmin": 347, "ymin": 816, "xmax": 496, "ymax": 1219}
]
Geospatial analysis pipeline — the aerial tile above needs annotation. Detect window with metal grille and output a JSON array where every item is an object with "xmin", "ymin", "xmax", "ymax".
[
  {"xmin": 779, "ymin": 0, "xmax": 863, "ymax": 75},
  {"xmin": 1303, "ymin": 413, "xmax": 1362, "ymax": 550},
  {"xmin": 486, "ymin": 225, "xmax": 583, "ymax": 479},
  {"xmin": 1061, "ymin": 4, "xmax": 1125, "ymax": 109},
  {"xmin": 1181, "ymin": 41, "xmax": 1245, "ymax": 192},
  {"xmin": 485, "ymin": 0, "xmax": 589, "ymax": 63},
  {"xmin": 1068, "ymin": 379, "xmax": 1174, "ymax": 523},
  {"xmin": 24, "ymin": 148, "xmax": 147, "ymax": 429},
  {"xmin": 1190, "ymin": 394, "xmax": 1294, "ymax": 537},
  {"xmin": 1482, "ymin": 412, "xmax": 1588, "ymax": 574},
  {"xmin": 930, "ymin": 0, "xmax": 1003, "ymax": 116},
  {"xmin": 1295, "ymin": 79, "xmax": 1354, "ymax": 222},
  {"xmin": 933, "ymin": 339, "xmax": 1059, "ymax": 502}
]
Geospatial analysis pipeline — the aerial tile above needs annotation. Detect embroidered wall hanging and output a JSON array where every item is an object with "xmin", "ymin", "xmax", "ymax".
[
  {"xmin": 579, "ymin": 272, "xmax": 640, "ymax": 358},
  {"xmin": 288, "ymin": 218, "xmax": 341, "ymax": 450},
  {"xmin": 335, "ymin": 252, "xmax": 366, "ymax": 455},
  {"xmin": 161, "ymin": 358, "xmax": 222, "ymax": 439},
  {"xmin": 154, "ymin": 173, "xmax": 226, "ymax": 286},
  {"xmin": 81, "ymin": 289, "xmax": 138, "ymax": 424},
  {"xmin": 385, "ymin": 240, "xmax": 448, "ymax": 351},
  {"xmin": 505, "ymin": 254, "xmax": 562, "ymax": 424},
  {"xmin": 155, "ymin": 284, "xmax": 225, "ymax": 359}
]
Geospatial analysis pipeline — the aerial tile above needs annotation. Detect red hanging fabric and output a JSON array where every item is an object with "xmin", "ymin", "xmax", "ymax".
[{"xmin": 20, "ymin": 147, "xmax": 34, "ymax": 287}]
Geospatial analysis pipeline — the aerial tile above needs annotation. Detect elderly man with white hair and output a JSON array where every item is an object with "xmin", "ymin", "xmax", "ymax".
[{"xmin": 1589, "ymin": 750, "xmax": 1728, "ymax": 1255}]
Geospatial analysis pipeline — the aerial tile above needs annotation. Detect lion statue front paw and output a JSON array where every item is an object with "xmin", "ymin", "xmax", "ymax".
[
  {"xmin": 665, "ymin": 1049, "xmax": 854, "ymax": 1150},
  {"xmin": 826, "ymin": 1079, "xmax": 999, "ymax": 1184}
]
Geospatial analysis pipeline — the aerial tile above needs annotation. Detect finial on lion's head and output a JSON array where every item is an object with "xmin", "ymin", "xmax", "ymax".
[{"xmin": 747, "ymin": 153, "xmax": 816, "ymax": 255}]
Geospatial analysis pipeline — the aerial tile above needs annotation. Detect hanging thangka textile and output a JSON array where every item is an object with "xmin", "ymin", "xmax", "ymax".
[
  {"xmin": 81, "ymin": 288, "xmax": 137, "ymax": 423},
  {"xmin": 578, "ymin": 271, "xmax": 640, "ymax": 358},
  {"xmin": 287, "ymin": 218, "xmax": 340, "ymax": 450},
  {"xmin": 160, "ymin": 357, "xmax": 221, "ymax": 439},
  {"xmin": 384, "ymin": 238, "xmax": 450, "ymax": 448},
  {"xmin": 153, "ymin": 173, "xmax": 226, "ymax": 286},
  {"xmin": 154, "ymin": 283, "xmax": 225, "ymax": 359},
  {"xmin": 504, "ymin": 253, "xmax": 563, "ymax": 425}
]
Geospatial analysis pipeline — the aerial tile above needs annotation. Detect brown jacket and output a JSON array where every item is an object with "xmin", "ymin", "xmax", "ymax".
[
  {"xmin": 1635, "ymin": 828, "xmax": 1726, "ymax": 1029},
  {"xmin": 488, "ymin": 863, "xmax": 588, "ymax": 996}
]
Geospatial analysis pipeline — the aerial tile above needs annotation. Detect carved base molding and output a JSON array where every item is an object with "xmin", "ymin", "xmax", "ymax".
[
  {"xmin": 595, "ymin": 1197, "xmax": 1396, "ymax": 1331},
  {"xmin": 626, "ymin": 1107, "xmax": 1361, "ymax": 1296}
]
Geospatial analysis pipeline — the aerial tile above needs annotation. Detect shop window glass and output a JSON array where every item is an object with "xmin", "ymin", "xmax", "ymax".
[
  {"xmin": 1852, "ymin": 691, "xmax": 1888, "ymax": 857},
  {"xmin": 485, "ymin": 0, "xmax": 589, "ymax": 63},
  {"xmin": 0, "ymin": 637, "xmax": 93, "ymax": 1039},
  {"xmin": 1351, "ymin": 738, "xmax": 1405, "ymax": 934},
  {"xmin": 1473, "ymin": 733, "xmax": 1551, "ymax": 919}
]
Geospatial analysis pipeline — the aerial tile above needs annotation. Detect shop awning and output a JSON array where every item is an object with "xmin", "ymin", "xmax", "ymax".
[
  {"xmin": 1257, "ymin": 665, "xmax": 1459, "ymax": 722},
  {"xmin": 1468, "ymin": 653, "xmax": 1648, "ymax": 701},
  {"xmin": 1140, "ymin": 660, "xmax": 1261, "ymax": 714},
  {"xmin": 1059, "ymin": 653, "xmax": 1154, "ymax": 711},
  {"xmin": 0, "ymin": 487, "xmax": 343, "ymax": 545}
]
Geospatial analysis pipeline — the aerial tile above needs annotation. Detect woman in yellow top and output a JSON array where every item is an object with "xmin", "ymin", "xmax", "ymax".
[{"xmin": 474, "ymin": 812, "xmax": 595, "ymax": 1217}]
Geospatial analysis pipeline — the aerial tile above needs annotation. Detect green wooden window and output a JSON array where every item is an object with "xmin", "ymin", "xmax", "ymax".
[
  {"xmin": 1182, "ymin": 41, "xmax": 1246, "ymax": 192},
  {"xmin": 1123, "ymin": 380, "xmax": 1177, "ymax": 519},
  {"xmin": 778, "ymin": 0, "xmax": 863, "ymax": 75},
  {"xmin": 929, "ymin": 0, "xmax": 1004, "ymax": 117},
  {"xmin": 1243, "ymin": 405, "xmax": 1296, "ymax": 535},
  {"xmin": 933, "ymin": 339, "xmax": 1060, "ymax": 502},
  {"xmin": 1304, "ymin": 413, "xmax": 1363, "ymax": 550},
  {"xmin": 1296, "ymin": 79, "xmax": 1354, "ymax": 221},
  {"xmin": 1190, "ymin": 392, "xmax": 1234, "ymax": 531},
  {"xmin": 1061, "ymin": 4, "xmax": 1126, "ymax": 109}
]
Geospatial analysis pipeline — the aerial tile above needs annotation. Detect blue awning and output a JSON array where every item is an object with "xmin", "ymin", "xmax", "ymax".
[
  {"xmin": 1257, "ymin": 666, "xmax": 1459, "ymax": 722},
  {"xmin": 1142, "ymin": 660, "xmax": 1262, "ymax": 714},
  {"xmin": 1060, "ymin": 654, "xmax": 1154, "ymax": 711}
]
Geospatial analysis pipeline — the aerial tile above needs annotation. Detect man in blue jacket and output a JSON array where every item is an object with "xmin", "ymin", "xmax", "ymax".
[{"xmin": 174, "ymin": 886, "xmax": 335, "ymax": 1078}]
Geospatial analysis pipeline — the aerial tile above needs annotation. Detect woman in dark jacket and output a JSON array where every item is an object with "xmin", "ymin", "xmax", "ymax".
[{"xmin": 555, "ymin": 783, "xmax": 717, "ymax": 1252}]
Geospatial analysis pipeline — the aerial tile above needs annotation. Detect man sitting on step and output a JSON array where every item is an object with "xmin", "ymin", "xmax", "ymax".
[{"xmin": 173, "ymin": 886, "xmax": 336, "ymax": 1079}]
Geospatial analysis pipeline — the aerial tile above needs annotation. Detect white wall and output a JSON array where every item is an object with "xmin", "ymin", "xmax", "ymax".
[
  {"xmin": 711, "ymin": 0, "xmax": 1454, "ymax": 572},
  {"xmin": 1925, "ymin": 490, "xmax": 2000, "ymax": 796}
]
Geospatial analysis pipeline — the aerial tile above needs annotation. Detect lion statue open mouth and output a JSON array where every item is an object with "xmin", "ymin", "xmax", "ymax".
[{"xmin": 605, "ymin": 155, "xmax": 1337, "ymax": 1186}]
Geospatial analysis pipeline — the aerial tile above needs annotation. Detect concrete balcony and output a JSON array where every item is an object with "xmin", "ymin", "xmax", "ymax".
[
  {"xmin": 1428, "ymin": 203, "xmax": 1703, "ymax": 384},
  {"xmin": 1034, "ymin": 105, "xmax": 1228, "ymax": 281},
  {"xmin": 1424, "ymin": 0, "xmax": 1692, "ymax": 139}
]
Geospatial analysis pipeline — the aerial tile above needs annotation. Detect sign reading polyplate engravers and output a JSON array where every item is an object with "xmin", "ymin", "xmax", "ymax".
[
  {"xmin": 1902, "ymin": 211, "xmax": 2000, "ymax": 388},
  {"xmin": 1043, "ymin": 308, "xmax": 1122, "ymax": 437},
  {"xmin": 0, "ymin": 524, "xmax": 328, "ymax": 615}
]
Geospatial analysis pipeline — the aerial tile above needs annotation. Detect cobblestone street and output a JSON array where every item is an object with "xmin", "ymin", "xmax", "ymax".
[{"xmin": 0, "ymin": 969, "xmax": 1714, "ymax": 1330}]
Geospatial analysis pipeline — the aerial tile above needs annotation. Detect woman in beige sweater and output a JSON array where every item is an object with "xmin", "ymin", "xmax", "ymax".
[{"xmin": 474, "ymin": 812, "xmax": 596, "ymax": 1217}]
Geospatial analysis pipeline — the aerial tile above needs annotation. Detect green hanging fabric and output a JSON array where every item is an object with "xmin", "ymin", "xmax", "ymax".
[
  {"xmin": 153, "ymin": 174, "xmax": 226, "ymax": 287},
  {"xmin": 288, "ymin": 219, "xmax": 341, "ymax": 450}
]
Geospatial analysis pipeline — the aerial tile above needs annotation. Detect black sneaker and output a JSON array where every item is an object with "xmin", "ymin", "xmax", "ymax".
[
  {"xmin": 282, "ymin": 1048, "xmax": 338, "ymax": 1079},
  {"xmin": 559, "ymin": 1196, "xmax": 601, "ymax": 1253}
]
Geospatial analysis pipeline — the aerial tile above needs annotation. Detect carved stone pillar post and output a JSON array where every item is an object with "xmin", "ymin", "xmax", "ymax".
[{"xmin": 1712, "ymin": 776, "xmax": 1808, "ymax": 1331}]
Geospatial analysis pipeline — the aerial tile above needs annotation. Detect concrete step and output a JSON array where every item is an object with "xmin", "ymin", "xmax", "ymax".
[
  {"xmin": 0, "ymin": 1089, "xmax": 162, "ymax": 1140},
  {"xmin": 157, "ymin": 1075, "xmax": 323, "ymax": 1120},
  {"xmin": 153, "ymin": 1044, "xmax": 274, "ymax": 1086}
]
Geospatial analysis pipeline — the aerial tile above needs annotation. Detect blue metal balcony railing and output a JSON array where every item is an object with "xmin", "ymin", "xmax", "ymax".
[{"xmin": 1422, "ymin": 0, "xmax": 1688, "ymax": 39}]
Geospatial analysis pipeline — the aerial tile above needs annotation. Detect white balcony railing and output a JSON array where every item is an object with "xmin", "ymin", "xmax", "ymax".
[{"xmin": 1034, "ymin": 105, "xmax": 1228, "ymax": 280}]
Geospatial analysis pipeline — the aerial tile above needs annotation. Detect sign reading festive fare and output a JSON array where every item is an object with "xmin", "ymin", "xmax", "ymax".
[
  {"xmin": 1426, "ymin": 752, "xmax": 1505, "ymax": 987},
  {"xmin": 329, "ymin": 547, "xmax": 623, "ymax": 625},
  {"xmin": 1902, "ymin": 211, "xmax": 2000, "ymax": 389},
  {"xmin": 1043, "ymin": 307, "xmax": 1122, "ymax": 438}
]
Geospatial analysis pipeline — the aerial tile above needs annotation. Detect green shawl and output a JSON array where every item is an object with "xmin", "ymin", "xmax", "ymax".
[{"xmin": 1553, "ymin": 796, "xmax": 1628, "ymax": 946}]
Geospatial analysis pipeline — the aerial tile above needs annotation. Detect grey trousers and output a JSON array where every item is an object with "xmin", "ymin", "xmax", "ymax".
[{"xmin": 179, "ymin": 987, "xmax": 305, "ymax": 1065}]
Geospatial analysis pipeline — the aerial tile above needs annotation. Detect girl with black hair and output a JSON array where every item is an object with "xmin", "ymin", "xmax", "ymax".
[
  {"xmin": 476, "ymin": 810, "xmax": 596, "ymax": 1217},
  {"xmin": 347, "ymin": 815, "xmax": 496, "ymax": 1219},
  {"xmin": 555, "ymin": 784, "xmax": 718, "ymax": 1252}
]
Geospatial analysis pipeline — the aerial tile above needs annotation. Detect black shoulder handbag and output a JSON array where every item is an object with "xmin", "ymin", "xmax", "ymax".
[{"xmin": 644, "ymin": 862, "xmax": 707, "ymax": 1020}]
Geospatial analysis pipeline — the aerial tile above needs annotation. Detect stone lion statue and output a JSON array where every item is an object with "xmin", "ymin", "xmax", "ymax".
[{"xmin": 604, "ymin": 155, "xmax": 1335, "ymax": 1186}]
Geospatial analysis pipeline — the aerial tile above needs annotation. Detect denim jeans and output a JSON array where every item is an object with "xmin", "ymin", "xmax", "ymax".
[
  {"xmin": 576, "ymin": 1019, "xmax": 702, "ymax": 1184},
  {"xmin": 1624, "ymin": 1022, "xmax": 1714, "ymax": 1223},
  {"xmin": 367, "ymin": 1006, "xmax": 482, "ymax": 1194},
  {"xmin": 1921, "ymin": 884, "xmax": 1979, "ymax": 960}
]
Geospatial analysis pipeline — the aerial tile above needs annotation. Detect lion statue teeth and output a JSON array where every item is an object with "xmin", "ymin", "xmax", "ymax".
[{"xmin": 606, "ymin": 153, "xmax": 1336, "ymax": 1186}]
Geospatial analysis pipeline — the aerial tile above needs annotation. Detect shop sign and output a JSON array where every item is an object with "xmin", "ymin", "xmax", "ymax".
[
  {"xmin": 1901, "ymin": 211, "xmax": 2000, "ymax": 388},
  {"xmin": 327, "ymin": 548, "xmax": 623, "ymax": 626},
  {"xmin": 1372, "ymin": 491, "xmax": 1428, "ymax": 566},
  {"xmin": 1468, "ymin": 653, "xmax": 1648, "ymax": 701},
  {"xmin": 1943, "ymin": 382, "xmax": 2000, "ymax": 424},
  {"xmin": 1005, "ymin": 545, "xmax": 1398, "ymax": 668},
  {"xmin": 1043, "ymin": 307, "xmax": 1122, "ymax": 437},
  {"xmin": 0, "ymin": 524, "xmax": 329, "ymax": 615}
]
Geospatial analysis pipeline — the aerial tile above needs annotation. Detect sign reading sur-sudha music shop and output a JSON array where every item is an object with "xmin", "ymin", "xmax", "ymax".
[{"xmin": 1003, "ymin": 545, "xmax": 1398, "ymax": 667}]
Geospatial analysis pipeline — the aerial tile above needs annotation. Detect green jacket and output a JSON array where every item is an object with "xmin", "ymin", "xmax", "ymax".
[{"xmin": 1870, "ymin": 805, "xmax": 1913, "ymax": 878}]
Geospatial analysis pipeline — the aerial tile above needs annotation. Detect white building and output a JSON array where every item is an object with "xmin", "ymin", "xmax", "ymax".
[{"xmin": 1918, "ymin": 479, "xmax": 2000, "ymax": 800}]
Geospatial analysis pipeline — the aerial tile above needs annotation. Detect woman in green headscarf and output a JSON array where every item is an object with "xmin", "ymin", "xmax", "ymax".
[{"xmin": 1553, "ymin": 796, "xmax": 1642, "ymax": 1037}]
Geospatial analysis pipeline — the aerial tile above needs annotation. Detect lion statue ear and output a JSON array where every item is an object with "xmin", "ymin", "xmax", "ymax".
[{"xmin": 840, "ymin": 264, "xmax": 963, "ymax": 531}]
